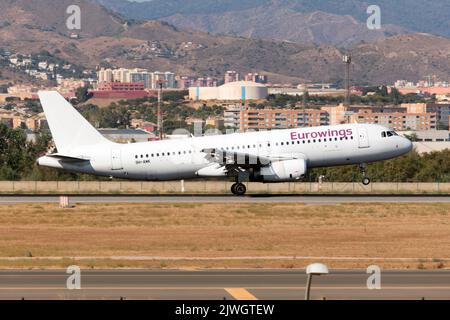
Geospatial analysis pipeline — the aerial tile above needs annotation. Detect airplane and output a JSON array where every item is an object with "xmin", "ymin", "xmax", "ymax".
[{"xmin": 37, "ymin": 91, "xmax": 413, "ymax": 196}]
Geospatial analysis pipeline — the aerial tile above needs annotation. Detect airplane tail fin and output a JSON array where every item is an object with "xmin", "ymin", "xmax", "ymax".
[{"xmin": 38, "ymin": 91, "xmax": 112, "ymax": 154}]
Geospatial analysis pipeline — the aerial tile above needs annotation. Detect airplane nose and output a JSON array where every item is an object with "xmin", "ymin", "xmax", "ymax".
[{"xmin": 403, "ymin": 137, "xmax": 413, "ymax": 153}]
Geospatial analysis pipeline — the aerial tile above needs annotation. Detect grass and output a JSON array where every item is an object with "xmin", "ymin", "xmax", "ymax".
[{"xmin": 0, "ymin": 203, "xmax": 449, "ymax": 269}]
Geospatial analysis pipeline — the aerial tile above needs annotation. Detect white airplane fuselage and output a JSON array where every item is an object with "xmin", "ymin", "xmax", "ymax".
[{"xmin": 38, "ymin": 123, "xmax": 413, "ymax": 181}]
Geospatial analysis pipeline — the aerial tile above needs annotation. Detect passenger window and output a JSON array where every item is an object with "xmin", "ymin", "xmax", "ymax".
[
  {"xmin": 387, "ymin": 131, "xmax": 393, "ymax": 137},
  {"xmin": 382, "ymin": 132, "xmax": 386, "ymax": 138}
]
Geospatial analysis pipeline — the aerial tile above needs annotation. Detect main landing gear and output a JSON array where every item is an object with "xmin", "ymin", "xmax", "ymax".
[
  {"xmin": 359, "ymin": 163, "xmax": 371, "ymax": 186},
  {"xmin": 231, "ymin": 182, "xmax": 247, "ymax": 196}
]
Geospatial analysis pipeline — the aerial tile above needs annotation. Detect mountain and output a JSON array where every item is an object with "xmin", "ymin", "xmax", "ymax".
[
  {"xmin": 0, "ymin": 0, "xmax": 126, "ymax": 38},
  {"xmin": 2, "ymin": 0, "xmax": 450, "ymax": 84},
  {"xmin": 97, "ymin": 0, "xmax": 450, "ymax": 46}
]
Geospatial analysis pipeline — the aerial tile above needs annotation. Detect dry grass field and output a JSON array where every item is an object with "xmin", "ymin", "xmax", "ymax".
[{"xmin": 0, "ymin": 203, "xmax": 449, "ymax": 269}]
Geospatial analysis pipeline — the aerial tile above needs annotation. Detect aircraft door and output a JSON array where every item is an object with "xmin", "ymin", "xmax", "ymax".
[
  {"xmin": 111, "ymin": 149, "xmax": 123, "ymax": 170},
  {"xmin": 357, "ymin": 127, "xmax": 370, "ymax": 148}
]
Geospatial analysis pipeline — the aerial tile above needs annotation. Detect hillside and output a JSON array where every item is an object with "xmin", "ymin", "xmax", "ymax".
[
  {"xmin": 1, "ymin": 0, "xmax": 450, "ymax": 84},
  {"xmin": 97, "ymin": 0, "xmax": 450, "ymax": 44},
  {"xmin": 0, "ymin": 0, "xmax": 126, "ymax": 38}
]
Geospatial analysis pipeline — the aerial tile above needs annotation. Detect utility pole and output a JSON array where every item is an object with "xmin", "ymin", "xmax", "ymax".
[
  {"xmin": 343, "ymin": 54, "xmax": 352, "ymax": 108},
  {"xmin": 157, "ymin": 80, "xmax": 163, "ymax": 140},
  {"xmin": 302, "ymin": 84, "xmax": 308, "ymax": 108}
]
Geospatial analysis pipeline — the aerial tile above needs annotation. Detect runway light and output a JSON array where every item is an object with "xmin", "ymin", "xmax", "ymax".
[{"xmin": 305, "ymin": 263, "xmax": 329, "ymax": 300}]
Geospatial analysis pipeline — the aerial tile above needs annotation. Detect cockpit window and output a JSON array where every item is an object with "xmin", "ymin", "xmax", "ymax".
[
  {"xmin": 387, "ymin": 131, "xmax": 398, "ymax": 137},
  {"xmin": 383, "ymin": 131, "xmax": 398, "ymax": 138}
]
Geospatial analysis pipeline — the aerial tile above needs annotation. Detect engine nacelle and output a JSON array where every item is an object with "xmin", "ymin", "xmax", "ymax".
[{"xmin": 257, "ymin": 159, "xmax": 307, "ymax": 182}]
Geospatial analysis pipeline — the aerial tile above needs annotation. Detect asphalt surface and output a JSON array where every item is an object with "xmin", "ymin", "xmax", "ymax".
[
  {"xmin": 0, "ymin": 195, "xmax": 450, "ymax": 204},
  {"xmin": 0, "ymin": 269, "xmax": 449, "ymax": 300}
]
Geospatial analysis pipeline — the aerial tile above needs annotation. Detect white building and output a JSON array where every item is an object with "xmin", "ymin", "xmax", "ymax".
[{"xmin": 189, "ymin": 81, "xmax": 268, "ymax": 101}]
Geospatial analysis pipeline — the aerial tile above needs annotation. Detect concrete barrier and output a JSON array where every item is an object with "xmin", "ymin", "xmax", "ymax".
[{"xmin": 0, "ymin": 181, "xmax": 449, "ymax": 195}]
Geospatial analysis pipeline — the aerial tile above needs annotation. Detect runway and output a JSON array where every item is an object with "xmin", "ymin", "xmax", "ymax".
[
  {"xmin": 0, "ymin": 269, "xmax": 449, "ymax": 300},
  {"xmin": 0, "ymin": 195, "xmax": 450, "ymax": 204}
]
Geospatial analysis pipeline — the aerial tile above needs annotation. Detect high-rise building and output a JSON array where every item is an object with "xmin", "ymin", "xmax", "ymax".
[
  {"xmin": 97, "ymin": 68, "xmax": 113, "ymax": 83},
  {"xmin": 112, "ymin": 68, "xmax": 130, "ymax": 83},
  {"xmin": 151, "ymin": 71, "xmax": 165, "ymax": 89},
  {"xmin": 165, "ymin": 72, "xmax": 176, "ymax": 89},
  {"xmin": 129, "ymin": 69, "xmax": 151, "ymax": 88}
]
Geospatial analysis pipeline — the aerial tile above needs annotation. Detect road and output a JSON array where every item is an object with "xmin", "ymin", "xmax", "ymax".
[
  {"xmin": 0, "ymin": 269, "xmax": 449, "ymax": 300},
  {"xmin": 0, "ymin": 195, "xmax": 450, "ymax": 204}
]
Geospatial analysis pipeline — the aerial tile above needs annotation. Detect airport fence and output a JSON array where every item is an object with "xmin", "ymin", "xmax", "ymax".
[{"xmin": 0, "ymin": 181, "xmax": 450, "ymax": 194}]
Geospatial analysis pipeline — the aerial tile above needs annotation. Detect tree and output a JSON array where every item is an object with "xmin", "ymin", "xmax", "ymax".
[{"xmin": 75, "ymin": 86, "xmax": 93, "ymax": 104}]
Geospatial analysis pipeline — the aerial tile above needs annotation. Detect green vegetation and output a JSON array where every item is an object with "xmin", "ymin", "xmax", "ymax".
[
  {"xmin": 266, "ymin": 88, "xmax": 429, "ymax": 108},
  {"xmin": 79, "ymin": 93, "xmax": 224, "ymax": 133},
  {"xmin": 310, "ymin": 149, "xmax": 450, "ymax": 183},
  {"xmin": 0, "ymin": 124, "xmax": 99, "ymax": 181},
  {"xmin": 74, "ymin": 86, "xmax": 93, "ymax": 104}
]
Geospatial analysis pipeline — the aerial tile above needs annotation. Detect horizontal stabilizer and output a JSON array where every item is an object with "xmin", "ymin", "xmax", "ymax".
[{"xmin": 47, "ymin": 154, "xmax": 90, "ymax": 162}]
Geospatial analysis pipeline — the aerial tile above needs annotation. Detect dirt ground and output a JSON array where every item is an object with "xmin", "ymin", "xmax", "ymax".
[{"xmin": 0, "ymin": 202, "xmax": 449, "ymax": 269}]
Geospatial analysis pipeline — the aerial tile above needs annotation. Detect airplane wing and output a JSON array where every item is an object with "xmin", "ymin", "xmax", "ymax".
[{"xmin": 201, "ymin": 148, "xmax": 303, "ymax": 168}]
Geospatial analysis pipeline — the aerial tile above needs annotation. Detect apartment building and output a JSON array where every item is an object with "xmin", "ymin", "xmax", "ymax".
[
  {"xmin": 240, "ymin": 108, "xmax": 329, "ymax": 131},
  {"xmin": 402, "ymin": 103, "xmax": 450, "ymax": 129},
  {"xmin": 323, "ymin": 104, "xmax": 438, "ymax": 131},
  {"xmin": 350, "ymin": 110, "xmax": 437, "ymax": 131},
  {"xmin": 224, "ymin": 106, "xmax": 329, "ymax": 130},
  {"xmin": 97, "ymin": 68, "xmax": 176, "ymax": 89}
]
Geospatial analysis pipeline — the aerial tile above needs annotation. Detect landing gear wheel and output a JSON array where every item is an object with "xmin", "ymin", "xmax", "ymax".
[
  {"xmin": 231, "ymin": 183, "xmax": 238, "ymax": 195},
  {"xmin": 362, "ymin": 177, "xmax": 371, "ymax": 186},
  {"xmin": 233, "ymin": 183, "xmax": 247, "ymax": 196}
]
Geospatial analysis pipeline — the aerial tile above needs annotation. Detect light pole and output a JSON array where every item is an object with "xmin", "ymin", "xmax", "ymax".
[
  {"xmin": 156, "ymin": 80, "xmax": 164, "ymax": 140},
  {"xmin": 305, "ymin": 263, "xmax": 329, "ymax": 300},
  {"xmin": 342, "ymin": 54, "xmax": 351, "ymax": 108}
]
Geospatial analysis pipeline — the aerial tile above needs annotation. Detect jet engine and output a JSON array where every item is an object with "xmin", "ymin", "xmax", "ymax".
[{"xmin": 254, "ymin": 159, "xmax": 307, "ymax": 182}]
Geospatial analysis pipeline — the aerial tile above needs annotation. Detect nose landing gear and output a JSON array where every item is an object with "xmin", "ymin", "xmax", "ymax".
[{"xmin": 359, "ymin": 163, "xmax": 371, "ymax": 186}]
